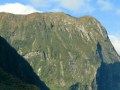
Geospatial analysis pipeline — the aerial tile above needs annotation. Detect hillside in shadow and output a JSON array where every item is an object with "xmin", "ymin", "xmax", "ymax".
[
  {"xmin": 96, "ymin": 61, "xmax": 120, "ymax": 90},
  {"xmin": 96, "ymin": 41, "xmax": 120, "ymax": 90},
  {"xmin": 0, "ymin": 36, "xmax": 49, "ymax": 90}
]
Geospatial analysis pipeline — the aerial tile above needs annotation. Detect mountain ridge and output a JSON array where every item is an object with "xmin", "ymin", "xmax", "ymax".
[{"xmin": 0, "ymin": 12, "xmax": 120, "ymax": 90}]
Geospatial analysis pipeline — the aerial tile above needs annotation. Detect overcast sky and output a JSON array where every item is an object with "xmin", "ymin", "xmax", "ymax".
[{"xmin": 0, "ymin": 0, "xmax": 120, "ymax": 55}]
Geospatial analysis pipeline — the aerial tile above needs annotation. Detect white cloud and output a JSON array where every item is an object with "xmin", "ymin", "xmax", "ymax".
[
  {"xmin": 58, "ymin": 0, "xmax": 94, "ymax": 13},
  {"xmin": 29, "ymin": 0, "xmax": 94, "ymax": 13},
  {"xmin": 29, "ymin": 0, "xmax": 56, "ymax": 8},
  {"xmin": 58, "ymin": 0, "xmax": 84, "ymax": 11},
  {"xmin": 0, "ymin": 3, "xmax": 41, "ymax": 14},
  {"xmin": 116, "ymin": 9, "xmax": 120, "ymax": 15},
  {"xmin": 49, "ymin": 8, "xmax": 62, "ymax": 12},
  {"xmin": 97, "ymin": 0, "xmax": 113, "ymax": 11},
  {"xmin": 109, "ymin": 35, "xmax": 120, "ymax": 55}
]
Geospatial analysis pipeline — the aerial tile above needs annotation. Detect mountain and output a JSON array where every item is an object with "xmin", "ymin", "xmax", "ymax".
[{"xmin": 0, "ymin": 12, "xmax": 120, "ymax": 90}]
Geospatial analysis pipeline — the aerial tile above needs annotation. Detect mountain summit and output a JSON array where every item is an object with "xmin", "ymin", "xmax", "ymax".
[{"xmin": 0, "ymin": 12, "xmax": 120, "ymax": 90}]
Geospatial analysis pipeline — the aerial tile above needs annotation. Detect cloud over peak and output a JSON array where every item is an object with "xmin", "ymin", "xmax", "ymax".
[
  {"xmin": 0, "ymin": 3, "xmax": 41, "ymax": 14},
  {"xmin": 29, "ymin": 0, "xmax": 94, "ymax": 13},
  {"xmin": 109, "ymin": 35, "xmax": 120, "ymax": 55},
  {"xmin": 97, "ymin": 0, "xmax": 113, "ymax": 11}
]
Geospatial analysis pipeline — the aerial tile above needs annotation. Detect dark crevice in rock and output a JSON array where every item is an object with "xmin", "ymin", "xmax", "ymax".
[
  {"xmin": 69, "ymin": 82, "xmax": 89, "ymax": 90},
  {"xmin": 51, "ymin": 22, "xmax": 54, "ymax": 28},
  {"xmin": 97, "ymin": 42, "xmax": 103, "ymax": 62},
  {"xmin": 91, "ymin": 78, "xmax": 97, "ymax": 90},
  {"xmin": 43, "ymin": 51, "xmax": 46, "ymax": 60}
]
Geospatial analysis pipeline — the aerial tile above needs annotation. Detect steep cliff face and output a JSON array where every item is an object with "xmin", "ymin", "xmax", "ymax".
[{"xmin": 0, "ymin": 12, "xmax": 120, "ymax": 90}]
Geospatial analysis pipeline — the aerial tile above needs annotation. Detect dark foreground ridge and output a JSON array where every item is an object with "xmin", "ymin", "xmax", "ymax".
[
  {"xmin": 0, "ymin": 36, "xmax": 49, "ymax": 90},
  {"xmin": 96, "ymin": 61, "xmax": 120, "ymax": 90}
]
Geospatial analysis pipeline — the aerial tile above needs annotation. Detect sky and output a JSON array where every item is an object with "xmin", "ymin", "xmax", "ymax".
[{"xmin": 0, "ymin": 0, "xmax": 120, "ymax": 55}]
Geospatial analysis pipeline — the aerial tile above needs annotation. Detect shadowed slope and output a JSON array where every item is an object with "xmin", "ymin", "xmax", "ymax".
[
  {"xmin": 0, "ymin": 36, "xmax": 49, "ymax": 90},
  {"xmin": 96, "ymin": 61, "xmax": 120, "ymax": 90}
]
